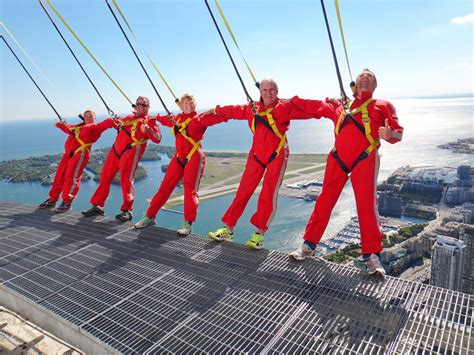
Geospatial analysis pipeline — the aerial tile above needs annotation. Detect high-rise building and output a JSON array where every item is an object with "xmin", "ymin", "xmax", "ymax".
[
  {"xmin": 459, "ymin": 224, "xmax": 474, "ymax": 294},
  {"xmin": 430, "ymin": 235, "xmax": 465, "ymax": 291},
  {"xmin": 378, "ymin": 191, "xmax": 402, "ymax": 217},
  {"xmin": 457, "ymin": 165, "xmax": 471, "ymax": 180}
]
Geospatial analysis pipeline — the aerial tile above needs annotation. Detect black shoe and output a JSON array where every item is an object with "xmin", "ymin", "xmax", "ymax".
[
  {"xmin": 38, "ymin": 199, "xmax": 56, "ymax": 209},
  {"xmin": 115, "ymin": 210, "xmax": 132, "ymax": 222},
  {"xmin": 55, "ymin": 202, "xmax": 71, "ymax": 213},
  {"xmin": 82, "ymin": 205, "xmax": 104, "ymax": 217}
]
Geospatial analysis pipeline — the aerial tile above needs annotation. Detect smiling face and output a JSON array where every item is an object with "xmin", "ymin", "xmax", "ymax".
[
  {"xmin": 181, "ymin": 97, "xmax": 196, "ymax": 113},
  {"xmin": 356, "ymin": 69, "xmax": 377, "ymax": 95},
  {"xmin": 260, "ymin": 80, "xmax": 278, "ymax": 106},
  {"xmin": 83, "ymin": 110, "xmax": 96, "ymax": 124},
  {"xmin": 133, "ymin": 96, "xmax": 150, "ymax": 116}
]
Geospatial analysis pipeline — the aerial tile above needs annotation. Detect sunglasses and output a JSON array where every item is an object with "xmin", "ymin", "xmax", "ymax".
[{"xmin": 132, "ymin": 102, "xmax": 149, "ymax": 108}]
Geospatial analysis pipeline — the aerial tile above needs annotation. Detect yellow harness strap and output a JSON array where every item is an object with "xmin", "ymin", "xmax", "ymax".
[
  {"xmin": 72, "ymin": 126, "xmax": 92, "ymax": 156},
  {"xmin": 334, "ymin": 98, "xmax": 380, "ymax": 152},
  {"xmin": 171, "ymin": 117, "xmax": 202, "ymax": 161},
  {"xmin": 121, "ymin": 118, "xmax": 147, "ymax": 147},
  {"xmin": 251, "ymin": 108, "xmax": 287, "ymax": 157}
]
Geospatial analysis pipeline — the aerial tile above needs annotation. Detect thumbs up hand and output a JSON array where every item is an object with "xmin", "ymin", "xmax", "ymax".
[{"xmin": 378, "ymin": 119, "xmax": 392, "ymax": 141}]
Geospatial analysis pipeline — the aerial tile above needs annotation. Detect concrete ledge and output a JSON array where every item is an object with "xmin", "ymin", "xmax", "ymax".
[{"xmin": 0, "ymin": 285, "xmax": 118, "ymax": 354}]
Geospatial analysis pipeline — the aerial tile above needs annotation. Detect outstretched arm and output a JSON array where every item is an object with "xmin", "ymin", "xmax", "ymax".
[
  {"xmin": 154, "ymin": 114, "xmax": 174, "ymax": 127},
  {"xmin": 196, "ymin": 112, "xmax": 229, "ymax": 128},
  {"xmin": 55, "ymin": 121, "xmax": 75, "ymax": 134},
  {"xmin": 290, "ymin": 96, "xmax": 338, "ymax": 122},
  {"xmin": 95, "ymin": 118, "xmax": 115, "ymax": 134},
  {"xmin": 214, "ymin": 103, "xmax": 254, "ymax": 121}
]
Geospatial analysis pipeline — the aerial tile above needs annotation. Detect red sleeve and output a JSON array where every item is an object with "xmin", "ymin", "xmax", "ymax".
[
  {"xmin": 95, "ymin": 118, "xmax": 115, "ymax": 134},
  {"xmin": 377, "ymin": 101, "xmax": 403, "ymax": 144},
  {"xmin": 215, "ymin": 104, "xmax": 253, "ymax": 120},
  {"xmin": 195, "ymin": 113, "xmax": 229, "ymax": 128},
  {"xmin": 144, "ymin": 119, "xmax": 162, "ymax": 143},
  {"xmin": 290, "ymin": 96, "xmax": 338, "ymax": 123},
  {"xmin": 154, "ymin": 114, "xmax": 174, "ymax": 127},
  {"xmin": 55, "ymin": 122, "xmax": 74, "ymax": 135}
]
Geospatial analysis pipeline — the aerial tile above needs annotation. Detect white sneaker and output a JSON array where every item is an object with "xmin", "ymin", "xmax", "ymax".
[
  {"xmin": 289, "ymin": 243, "xmax": 315, "ymax": 261},
  {"xmin": 365, "ymin": 254, "xmax": 386, "ymax": 276},
  {"xmin": 177, "ymin": 221, "xmax": 192, "ymax": 236},
  {"xmin": 134, "ymin": 216, "xmax": 155, "ymax": 229}
]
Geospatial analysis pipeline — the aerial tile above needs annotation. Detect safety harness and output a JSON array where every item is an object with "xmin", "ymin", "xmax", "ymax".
[
  {"xmin": 331, "ymin": 98, "xmax": 379, "ymax": 174},
  {"xmin": 113, "ymin": 118, "xmax": 146, "ymax": 158},
  {"xmin": 68, "ymin": 125, "xmax": 92, "ymax": 158},
  {"xmin": 251, "ymin": 107, "xmax": 287, "ymax": 168},
  {"xmin": 171, "ymin": 117, "xmax": 202, "ymax": 167}
]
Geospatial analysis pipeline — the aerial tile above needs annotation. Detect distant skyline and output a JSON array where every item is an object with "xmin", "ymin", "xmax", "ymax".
[{"xmin": 1, "ymin": 0, "xmax": 473, "ymax": 121}]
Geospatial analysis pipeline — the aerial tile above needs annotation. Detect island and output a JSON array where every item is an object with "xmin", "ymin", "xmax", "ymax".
[{"xmin": 437, "ymin": 137, "xmax": 473, "ymax": 154}]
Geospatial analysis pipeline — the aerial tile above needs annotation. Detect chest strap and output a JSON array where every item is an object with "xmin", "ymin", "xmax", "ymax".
[
  {"xmin": 69, "ymin": 126, "xmax": 92, "ymax": 158},
  {"xmin": 171, "ymin": 117, "xmax": 202, "ymax": 166},
  {"xmin": 331, "ymin": 98, "xmax": 380, "ymax": 173},
  {"xmin": 112, "ymin": 118, "xmax": 147, "ymax": 158},
  {"xmin": 251, "ymin": 107, "xmax": 287, "ymax": 166}
]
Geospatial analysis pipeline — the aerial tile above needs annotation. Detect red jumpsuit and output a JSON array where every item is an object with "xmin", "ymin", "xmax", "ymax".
[
  {"xmin": 146, "ymin": 112, "xmax": 228, "ymax": 222},
  {"xmin": 291, "ymin": 92, "xmax": 403, "ymax": 254},
  {"xmin": 90, "ymin": 114, "xmax": 161, "ymax": 212},
  {"xmin": 49, "ymin": 119, "xmax": 114, "ymax": 204},
  {"xmin": 215, "ymin": 98, "xmax": 315, "ymax": 232}
]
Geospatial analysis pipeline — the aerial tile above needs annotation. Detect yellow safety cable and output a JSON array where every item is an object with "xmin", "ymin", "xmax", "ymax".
[
  {"xmin": 111, "ymin": 0, "xmax": 180, "ymax": 107},
  {"xmin": 214, "ymin": 0, "xmax": 258, "ymax": 85},
  {"xmin": 334, "ymin": 0, "xmax": 354, "ymax": 85},
  {"xmin": 0, "ymin": 21, "xmax": 54, "ymax": 86},
  {"xmin": 45, "ymin": 0, "xmax": 132, "ymax": 105}
]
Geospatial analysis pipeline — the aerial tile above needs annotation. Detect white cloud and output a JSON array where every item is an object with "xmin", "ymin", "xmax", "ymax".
[{"xmin": 451, "ymin": 13, "xmax": 474, "ymax": 25}]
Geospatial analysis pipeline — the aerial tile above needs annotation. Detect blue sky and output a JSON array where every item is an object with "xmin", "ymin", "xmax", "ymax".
[{"xmin": 1, "ymin": 0, "xmax": 473, "ymax": 121}]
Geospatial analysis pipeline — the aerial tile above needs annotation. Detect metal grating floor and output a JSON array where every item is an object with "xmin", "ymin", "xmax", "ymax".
[{"xmin": 0, "ymin": 202, "xmax": 472, "ymax": 354}]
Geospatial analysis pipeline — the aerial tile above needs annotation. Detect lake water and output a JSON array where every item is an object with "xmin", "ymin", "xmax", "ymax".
[{"xmin": 0, "ymin": 97, "xmax": 472, "ymax": 252}]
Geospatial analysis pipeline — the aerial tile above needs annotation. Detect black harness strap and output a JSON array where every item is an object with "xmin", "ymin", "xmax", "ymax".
[
  {"xmin": 176, "ymin": 155, "xmax": 187, "ymax": 168},
  {"xmin": 254, "ymin": 114, "xmax": 273, "ymax": 132},
  {"xmin": 338, "ymin": 113, "xmax": 366, "ymax": 136},
  {"xmin": 251, "ymin": 114, "xmax": 281, "ymax": 168}
]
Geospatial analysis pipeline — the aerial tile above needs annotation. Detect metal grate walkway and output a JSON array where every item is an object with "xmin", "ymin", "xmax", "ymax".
[{"xmin": 0, "ymin": 202, "xmax": 472, "ymax": 354}]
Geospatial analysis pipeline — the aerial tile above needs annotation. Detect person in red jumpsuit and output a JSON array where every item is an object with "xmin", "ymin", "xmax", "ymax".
[
  {"xmin": 82, "ymin": 96, "xmax": 162, "ymax": 222},
  {"xmin": 289, "ymin": 69, "xmax": 403, "ymax": 276},
  {"xmin": 38, "ymin": 110, "xmax": 114, "ymax": 213},
  {"xmin": 133, "ymin": 93, "xmax": 228, "ymax": 235},
  {"xmin": 207, "ymin": 79, "xmax": 318, "ymax": 249}
]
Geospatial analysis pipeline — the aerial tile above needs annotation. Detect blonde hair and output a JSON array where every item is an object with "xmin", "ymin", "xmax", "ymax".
[{"xmin": 179, "ymin": 93, "xmax": 196, "ymax": 107}]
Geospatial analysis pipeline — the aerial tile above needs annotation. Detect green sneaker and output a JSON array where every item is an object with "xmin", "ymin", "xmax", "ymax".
[
  {"xmin": 177, "ymin": 221, "xmax": 192, "ymax": 236},
  {"xmin": 208, "ymin": 227, "xmax": 233, "ymax": 242},
  {"xmin": 134, "ymin": 216, "xmax": 155, "ymax": 229},
  {"xmin": 245, "ymin": 233, "xmax": 264, "ymax": 250}
]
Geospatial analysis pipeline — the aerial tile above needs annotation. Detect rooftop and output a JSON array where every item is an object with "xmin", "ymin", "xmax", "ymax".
[{"xmin": 0, "ymin": 202, "xmax": 472, "ymax": 354}]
